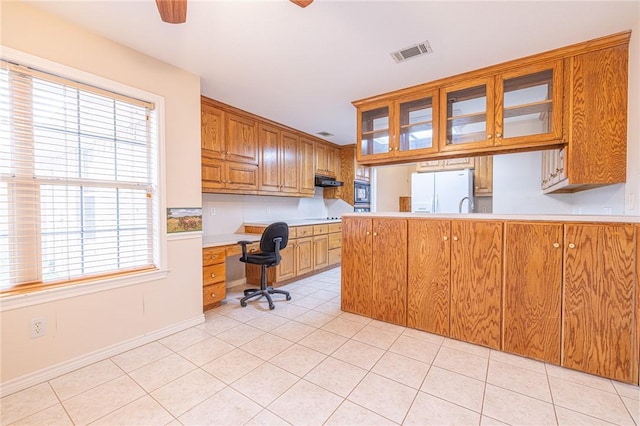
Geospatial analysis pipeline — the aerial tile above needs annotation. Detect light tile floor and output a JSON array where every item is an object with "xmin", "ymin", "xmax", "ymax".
[{"xmin": 2, "ymin": 267, "xmax": 639, "ymax": 425}]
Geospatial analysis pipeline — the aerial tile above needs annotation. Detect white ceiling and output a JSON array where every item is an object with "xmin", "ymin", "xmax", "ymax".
[{"xmin": 21, "ymin": 0, "xmax": 640, "ymax": 145}]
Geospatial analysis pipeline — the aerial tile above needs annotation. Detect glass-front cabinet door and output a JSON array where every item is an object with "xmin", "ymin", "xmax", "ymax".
[
  {"xmin": 495, "ymin": 61, "xmax": 563, "ymax": 146},
  {"xmin": 439, "ymin": 77, "xmax": 495, "ymax": 151},
  {"xmin": 358, "ymin": 102, "xmax": 394, "ymax": 160},
  {"xmin": 396, "ymin": 91, "xmax": 439, "ymax": 158}
]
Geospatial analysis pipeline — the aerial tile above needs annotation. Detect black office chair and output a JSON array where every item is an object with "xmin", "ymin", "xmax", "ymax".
[{"xmin": 237, "ymin": 222, "xmax": 291, "ymax": 310}]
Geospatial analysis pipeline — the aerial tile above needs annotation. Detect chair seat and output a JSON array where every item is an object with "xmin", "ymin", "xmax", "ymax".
[{"xmin": 241, "ymin": 252, "xmax": 277, "ymax": 266}]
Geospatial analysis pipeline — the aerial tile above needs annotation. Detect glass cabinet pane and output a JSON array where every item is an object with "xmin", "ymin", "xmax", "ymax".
[
  {"xmin": 399, "ymin": 97, "xmax": 433, "ymax": 151},
  {"xmin": 446, "ymin": 85, "xmax": 487, "ymax": 145},
  {"xmin": 503, "ymin": 69, "xmax": 553, "ymax": 138},
  {"xmin": 361, "ymin": 106, "xmax": 390, "ymax": 156}
]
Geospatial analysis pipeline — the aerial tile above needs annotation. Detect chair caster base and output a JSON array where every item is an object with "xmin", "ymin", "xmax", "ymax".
[
  {"xmin": 240, "ymin": 300, "xmax": 247, "ymax": 307},
  {"xmin": 286, "ymin": 294, "xmax": 291, "ymax": 301}
]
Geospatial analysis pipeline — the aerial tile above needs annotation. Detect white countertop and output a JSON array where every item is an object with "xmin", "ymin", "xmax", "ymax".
[
  {"xmin": 342, "ymin": 212, "xmax": 640, "ymax": 223},
  {"xmin": 202, "ymin": 233, "xmax": 261, "ymax": 248}
]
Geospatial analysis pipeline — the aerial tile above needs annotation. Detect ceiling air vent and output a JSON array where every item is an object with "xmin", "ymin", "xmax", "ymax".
[
  {"xmin": 391, "ymin": 40, "xmax": 433, "ymax": 64},
  {"xmin": 317, "ymin": 131, "xmax": 334, "ymax": 137}
]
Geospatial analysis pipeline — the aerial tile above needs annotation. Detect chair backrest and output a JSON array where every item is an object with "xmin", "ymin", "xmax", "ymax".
[{"xmin": 260, "ymin": 222, "xmax": 289, "ymax": 253}]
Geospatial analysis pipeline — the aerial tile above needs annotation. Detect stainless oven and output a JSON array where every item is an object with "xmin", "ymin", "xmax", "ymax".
[{"xmin": 354, "ymin": 181, "xmax": 370, "ymax": 204}]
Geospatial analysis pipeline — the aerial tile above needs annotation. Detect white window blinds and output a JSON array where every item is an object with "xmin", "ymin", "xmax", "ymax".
[{"xmin": 0, "ymin": 60, "xmax": 159, "ymax": 293}]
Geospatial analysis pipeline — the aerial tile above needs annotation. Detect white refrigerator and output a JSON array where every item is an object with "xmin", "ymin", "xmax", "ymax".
[{"xmin": 411, "ymin": 169, "xmax": 474, "ymax": 213}]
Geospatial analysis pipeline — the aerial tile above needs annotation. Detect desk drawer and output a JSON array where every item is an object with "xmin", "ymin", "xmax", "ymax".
[
  {"xmin": 226, "ymin": 242, "xmax": 259, "ymax": 257},
  {"xmin": 296, "ymin": 226, "xmax": 314, "ymax": 238},
  {"xmin": 203, "ymin": 263, "xmax": 226, "ymax": 286},
  {"xmin": 203, "ymin": 282, "xmax": 226, "ymax": 306},
  {"xmin": 202, "ymin": 246, "xmax": 226, "ymax": 266},
  {"xmin": 328, "ymin": 223, "xmax": 342, "ymax": 233}
]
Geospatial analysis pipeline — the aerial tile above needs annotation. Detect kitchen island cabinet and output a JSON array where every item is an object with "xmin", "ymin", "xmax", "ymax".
[
  {"xmin": 503, "ymin": 222, "xmax": 563, "ymax": 364},
  {"xmin": 341, "ymin": 217, "xmax": 407, "ymax": 325},
  {"xmin": 341, "ymin": 213, "xmax": 640, "ymax": 384},
  {"xmin": 450, "ymin": 220, "xmax": 502, "ymax": 349}
]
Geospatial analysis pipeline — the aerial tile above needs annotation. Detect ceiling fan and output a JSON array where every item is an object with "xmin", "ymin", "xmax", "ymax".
[{"xmin": 155, "ymin": 0, "xmax": 314, "ymax": 24}]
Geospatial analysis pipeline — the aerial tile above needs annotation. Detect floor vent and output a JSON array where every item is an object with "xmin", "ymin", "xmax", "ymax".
[{"xmin": 391, "ymin": 40, "xmax": 433, "ymax": 64}]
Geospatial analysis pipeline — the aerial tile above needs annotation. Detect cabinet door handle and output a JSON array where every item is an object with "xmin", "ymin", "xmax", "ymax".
[
  {"xmin": 395, "ymin": 147, "xmax": 399, "ymax": 151},
  {"xmin": 388, "ymin": 147, "xmax": 393, "ymax": 152},
  {"xmin": 568, "ymin": 243, "xmax": 576, "ymax": 249},
  {"xmin": 443, "ymin": 236, "xmax": 448, "ymax": 241},
  {"xmin": 210, "ymin": 273, "xmax": 216, "ymax": 278},
  {"xmin": 453, "ymin": 236, "xmax": 458, "ymax": 241},
  {"xmin": 487, "ymin": 134, "xmax": 493, "ymax": 139},
  {"xmin": 496, "ymin": 133, "xmax": 502, "ymax": 138},
  {"xmin": 373, "ymin": 232, "xmax": 378, "ymax": 236},
  {"xmin": 366, "ymin": 231, "xmax": 371, "ymax": 236},
  {"xmin": 553, "ymin": 242, "xmax": 560, "ymax": 248},
  {"xmin": 211, "ymin": 292, "xmax": 216, "ymax": 298}
]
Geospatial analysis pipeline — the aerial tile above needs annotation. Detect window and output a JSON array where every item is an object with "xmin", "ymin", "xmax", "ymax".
[{"xmin": 0, "ymin": 59, "xmax": 159, "ymax": 293}]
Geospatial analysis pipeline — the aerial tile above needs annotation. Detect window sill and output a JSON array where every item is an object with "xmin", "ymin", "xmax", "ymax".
[{"xmin": 0, "ymin": 268, "xmax": 170, "ymax": 312}]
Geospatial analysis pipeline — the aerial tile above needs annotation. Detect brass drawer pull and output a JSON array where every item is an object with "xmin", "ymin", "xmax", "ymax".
[
  {"xmin": 553, "ymin": 242, "xmax": 560, "ymax": 248},
  {"xmin": 211, "ymin": 273, "xmax": 216, "ymax": 278}
]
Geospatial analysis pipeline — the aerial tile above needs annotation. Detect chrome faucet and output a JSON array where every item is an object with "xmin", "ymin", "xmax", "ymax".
[{"xmin": 458, "ymin": 196, "xmax": 474, "ymax": 213}]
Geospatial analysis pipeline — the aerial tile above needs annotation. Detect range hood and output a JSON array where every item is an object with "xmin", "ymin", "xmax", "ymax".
[{"xmin": 314, "ymin": 175, "xmax": 344, "ymax": 187}]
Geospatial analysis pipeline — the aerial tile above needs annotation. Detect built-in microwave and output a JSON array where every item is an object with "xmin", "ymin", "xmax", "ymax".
[
  {"xmin": 354, "ymin": 181, "xmax": 370, "ymax": 204},
  {"xmin": 354, "ymin": 204, "xmax": 370, "ymax": 213}
]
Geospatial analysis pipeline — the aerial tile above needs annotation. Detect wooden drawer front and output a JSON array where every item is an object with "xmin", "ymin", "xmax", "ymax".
[
  {"xmin": 313, "ymin": 224, "xmax": 329, "ymax": 235},
  {"xmin": 328, "ymin": 232, "xmax": 342, "ymax": 249},
  {"xmin": 296, "ymin": 226, "xmax": 314, "ymax": 238},
  {"xmin": 328, "ymin": 223, "xmax": 342, "ymax": 233},
  {"xmin": 203, "ymin": 263, "xmax": 226, "ymax": 286},
  {"xmin": 328, "ymin": 248, "xmax": 342, "ymax": 265},
  {"xmin": 203, "ymin": 282, "xmax": 226, "ymax": 306},
  {"xmin": 288, "ymin": 227, "xmax": 298, "ymax": 239},
  {"xmin": 226, "ymin": 242, "xmax": 259, "ymax": 257},
  {"xmin": 203, "ymin": 247, "xmax": 226, "ymax": 266},
  {"xmin": 244, "ymin": 226, "xmax": 267, "ymax": 235}
]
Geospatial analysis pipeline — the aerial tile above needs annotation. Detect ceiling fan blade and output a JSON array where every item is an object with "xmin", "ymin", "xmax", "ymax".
[
  {"xmin": 290, "ymin": 0, "xmax": 314, "ymax": 8},
  {"xmin": 156, "ymin": 0, "xmax": 187, "ymax": 24}
]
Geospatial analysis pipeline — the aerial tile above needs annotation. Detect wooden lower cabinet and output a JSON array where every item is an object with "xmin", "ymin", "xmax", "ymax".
[
  {"xmin": 295, "ymin": 237, "xmax": 313, "ymax": 275},
  {"xmin": 503, "ymin": 222, "xmax": 563, "ymax": 364},
  {"xmin": 341, "ymin": 217, "xmax": 407, "ymax": 326},
  {"xmin": 312, "ymin": 235, "xmax": 329, "ymax": 270},
  {"xmin": 450, "ymin": 221, "xmax": 503, "ymax": 349},
  {"xmin": 407, "ymin": 219, "xmax": 450, "ymax": 335},
  {"xmin": 341, "ymin": 218, "xmax": 373, "ymax": 317},
  {"xmin": 562, "ymin": 224, "xmax": 637, "ymax": 383},
  {"xmin": 202, "ymin": 246, "xmax": 227, "ymax": 308}
]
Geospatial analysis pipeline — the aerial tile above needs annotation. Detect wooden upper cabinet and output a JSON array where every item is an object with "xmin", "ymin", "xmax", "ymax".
[
  {"xmin": 225, "ymin": 112, "xmax": 259, "ymax": 164},
  {"xmin": 258, "ymin": 123, "xmax": 281, "ymax": 193},
  {"xmin": 450, "ymin": 220, "xmax": 503, "ymax": 349},
  {"xmin": 201, "ymin": 103, "xmax": 225, "ymax": 159},
  {"xmin": 474, "ymin": 155, "xmax": 493, "ymax": 197},
  {"xmin": 357, "ymin": 90, "xmax": 438, "ymax": 162},
  {"xmin": 440, "ymin": 77, "xmax": 495, "ymax": 152},
  {"xmin": 495, "ymin": 61, "xmax": 563, "ymax": 147},
  {"xmin": 440, "ymin": 61, "xmax": 562, "ymax": 153},
  {"xmin": 314, "ymin": 142, "xmax": 329, "ymax": 175},
  {"xmin": 563, "ymin": 223, "xmax": 637, "ymax": 383},
  {"xmin": 355, "ymin": 164, "xmax": 370, "ymax": 182},
  {"xmin": 281, "ymin": 132, "xmax": 299, "ymax": 193},
  {"xmin": 407, "ymin": 219, "xmax": 450, "ymax": 335},
  {"xmin": 543, "ymin": 44, "xmax": 629, "ymax": 193},
  {"xmin": 299, "ymin": 138, "xmax": 315, "ymax": 195},
  {"xmin": 503, "ymin": 222, "xmax": 563, "ymax": 364}
]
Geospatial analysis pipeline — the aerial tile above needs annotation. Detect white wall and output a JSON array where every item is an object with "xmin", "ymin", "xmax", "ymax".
[
  {"xmin": 373, "ymin": 164, "xmax": 413, "ymax": 212},
  {"xmin": 0, "ymin": 2, "xmax": 202, "ymax": 390},
  {"xmin": 201, "ymin": 189, "xmax": 352, "ymax": 236}
]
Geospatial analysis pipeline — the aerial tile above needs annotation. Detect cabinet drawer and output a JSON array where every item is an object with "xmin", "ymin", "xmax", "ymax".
[
  {"xmin": 328, "ymin": 248, "xmax": 342, "ymax": 265},
  {"xmin": 328, "ymin": 232, "xmax": 342, "ymax": 249},
  {"xmin": 203, "ymin": 282, "xmax": 226, "ymax": 306},
  {"xmin": 328, "ymin": 223, "xmax": 342, "ymax": 233},
  {"xmin": 226, "ymin": 242, "xmax": 259, "ymax": 257},
  {"xmin": 288, "ymin": 227, "xmax": 298, "ymax": 239},
  {"xmin": 313, "ymin": 224, "xmax": 329, "ymax": 235},
  {"xmin": 202, "ymin": 247, "xmax": 226, "ymax": 266},
  {"xmin": 296, "ymin": 226, "xmax": 314, "ymax": 238},
  {"xmin": 203, "ymin": 263, "xmax": 226, "ymax": 286}
]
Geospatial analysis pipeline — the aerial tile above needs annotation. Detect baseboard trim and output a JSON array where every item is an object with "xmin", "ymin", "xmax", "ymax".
[{"xmin": 0, "ymin": 314, "xmax": 205, "ymax": 398}]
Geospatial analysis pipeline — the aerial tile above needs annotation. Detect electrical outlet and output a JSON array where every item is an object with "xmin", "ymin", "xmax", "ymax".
[
  {"xmin": 30, "ymin": 317, "xmax": 46, "ymax": 338},
  {"xmin": 210, "ymin": 207, "xmax": 216, "ymax": 216}
]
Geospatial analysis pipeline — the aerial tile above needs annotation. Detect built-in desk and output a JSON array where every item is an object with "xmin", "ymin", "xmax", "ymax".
[{"xmin": 201, "ymin": 233, "xmax": 261, "ymax": 310}]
